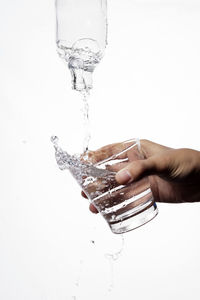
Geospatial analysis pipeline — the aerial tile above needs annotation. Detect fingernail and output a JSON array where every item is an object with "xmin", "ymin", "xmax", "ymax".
[{"xmin": 116, "ymin": 170, "xmax": 132, "ymax": 184}]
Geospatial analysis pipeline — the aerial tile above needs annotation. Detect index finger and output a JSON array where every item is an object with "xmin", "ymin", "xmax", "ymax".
[{"xmin": 87, "ymin": 141, "xmax": 134, "ymax": 164}]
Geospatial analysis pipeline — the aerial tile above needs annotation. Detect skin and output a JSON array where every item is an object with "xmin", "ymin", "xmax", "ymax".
[{"xmin": 82, "ymin": 139, "xmax": 200, "ymax": 214}]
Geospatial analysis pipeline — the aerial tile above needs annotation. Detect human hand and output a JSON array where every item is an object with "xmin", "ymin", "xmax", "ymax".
[{"xmin": 82, "ymin": 140, "xmax": 200, "ymax": 213}]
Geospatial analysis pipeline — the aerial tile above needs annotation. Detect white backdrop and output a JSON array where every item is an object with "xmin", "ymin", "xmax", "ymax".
[{"xmin": 0, "ymin": 0, "xmax": 200, "ymax": 299}]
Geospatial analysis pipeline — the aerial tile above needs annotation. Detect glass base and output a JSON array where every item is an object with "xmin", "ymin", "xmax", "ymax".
[{"xmin": 109, "ymin": 202, "xmax": 158, "ymax": 234}]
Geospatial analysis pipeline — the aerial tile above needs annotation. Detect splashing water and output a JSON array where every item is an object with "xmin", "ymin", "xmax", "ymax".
[
  {"xmin": 105, "ymin": 234, "xmax": 125, "ymax": 293},
  {"xmin": 57, "ymin": 38, "xmax": 103, "ymax": 154},
  {"xmin": 57, "ymin": 38, "xmax": 103, "ymax": 92},
  {"xmin": 57, "ymin": 39, "xmax": 104, "ymax": 152},
  {"xmin": 51, "ymin": 136, "xmax": 115, "ymax": 190}
]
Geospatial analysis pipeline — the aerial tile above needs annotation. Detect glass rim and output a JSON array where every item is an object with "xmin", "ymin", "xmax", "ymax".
[{"xmin": 94, "ymin": 138, "xmax": 140, "ymax": 166}]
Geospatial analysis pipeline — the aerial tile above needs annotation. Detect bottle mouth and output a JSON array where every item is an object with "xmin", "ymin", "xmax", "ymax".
[
  {"xmin": 57, "ymin": 38, "xmax": 104, "ymax": 92},
  {"xmin": 69, "ymin": 66, "xmax": 93, "ymax": 92}
]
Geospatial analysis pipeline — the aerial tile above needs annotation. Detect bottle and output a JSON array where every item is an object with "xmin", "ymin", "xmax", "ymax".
[{"xmin": 55, "ymin": 0, "xmax": 108, "ymax": 92}]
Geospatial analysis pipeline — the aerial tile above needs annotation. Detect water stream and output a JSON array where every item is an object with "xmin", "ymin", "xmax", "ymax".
[
  {"xmin": 105, "ymin": 234, "xmax": 125, "ymax": 293},
  {"xmin": 81, "ymin": 90, "xmax": 91, "ymax": 152},
  {"xmin": 53, "ymin": 37, "xmax": 125, "ymax": 300}
]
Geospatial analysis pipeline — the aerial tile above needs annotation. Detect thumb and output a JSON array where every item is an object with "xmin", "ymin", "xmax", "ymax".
[{"xmin": 115, "ymin": 154, "xmax": 169, "ymax": 184}]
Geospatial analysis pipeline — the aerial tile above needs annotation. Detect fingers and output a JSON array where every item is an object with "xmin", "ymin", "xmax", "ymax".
[
  {"xmin": 87, "ymin": 143, "xmax": 122, "ymax": 163},
  {"xmin": 81, "ymin": 191, "xmax": 87, "ymax": 198},
  {"xmin": 89, "ymin": 139, "xmax": 170, "ymax": 165},
  {"xmin": 105, "ymin": 161, "xmax": 128, "ymax": 172},
  {"xmin": 87, "ymin": 141, "xmax": 134, "ymax": 164},
  {"xmin": 116, "ymin": 160, "xmax": 148, "ymax": 184},
  {"xmin": 115, "ymin": 139, "xmax": 174, "ymax": 185},
  {"xmin": 115, "ymin": 151, "xmax": 173, "ymax": 184},
  {"xmin": 89, "ymin": 203, "xmax": 99, "ymax": 214},
  {"xmin": 81, "ymin": 191, "xmax": 99, "ymax": 214},
  {"xmin": 140, "ymin": 139, "xmax": 172, "ymax": 158}
]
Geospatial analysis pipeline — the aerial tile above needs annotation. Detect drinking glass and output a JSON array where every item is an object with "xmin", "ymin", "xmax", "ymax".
[
  {"xmin": 55, "ymin": 0, "xmax": 108, "ymax": 91},
  {"xmin": 53, "ymin": 138, "xmax": 158, "ymax": 234}
]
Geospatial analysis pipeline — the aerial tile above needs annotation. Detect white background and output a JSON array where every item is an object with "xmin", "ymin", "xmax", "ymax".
[{"xmin": 0, "ymin": 0, "xmax": 200, "ymax": 299}]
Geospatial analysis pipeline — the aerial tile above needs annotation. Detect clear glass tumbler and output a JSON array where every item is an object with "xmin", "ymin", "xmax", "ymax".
[
  {"xmin": 52, "ymin": 137, "xmax": 158, "ymax": 234},
  {"xmin": 55, "ymin": 0, "xmax": 108, "ymax": 91},
  {"xmin": 83, "ymin": 139, "xmax": 158, "ymax": 233}
]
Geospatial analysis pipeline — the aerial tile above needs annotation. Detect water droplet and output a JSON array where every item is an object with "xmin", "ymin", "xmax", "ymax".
[{"xmin": 51, "ymin": 135, "xmax": 59, "ymax": 145}]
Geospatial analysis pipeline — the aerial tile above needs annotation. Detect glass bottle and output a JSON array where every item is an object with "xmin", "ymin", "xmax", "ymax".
[{"xmin": 55, "ymin": 0, "xmax": 108, "ymax": 92}]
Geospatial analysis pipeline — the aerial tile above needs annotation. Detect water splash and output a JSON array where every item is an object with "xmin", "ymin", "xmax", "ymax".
[
  {"xmin": 51, "ymin": 136, "xmax": 115, "ymax": 187},
  {"xmin": 104, "ymin": 234, "xmax": 125, "ymax": 293},
  {"xmin": 57, "ymin": 38, "xmax": 103, "ymax": 92},
  {"xmin": 51, "ymin": 135, "xmax": 59, "ymax": 149}
]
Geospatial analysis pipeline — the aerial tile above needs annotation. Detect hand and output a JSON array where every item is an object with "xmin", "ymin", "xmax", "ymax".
[{"xmin": 82, "ymin": 140, "xmax": 200, "ymax": 213}]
